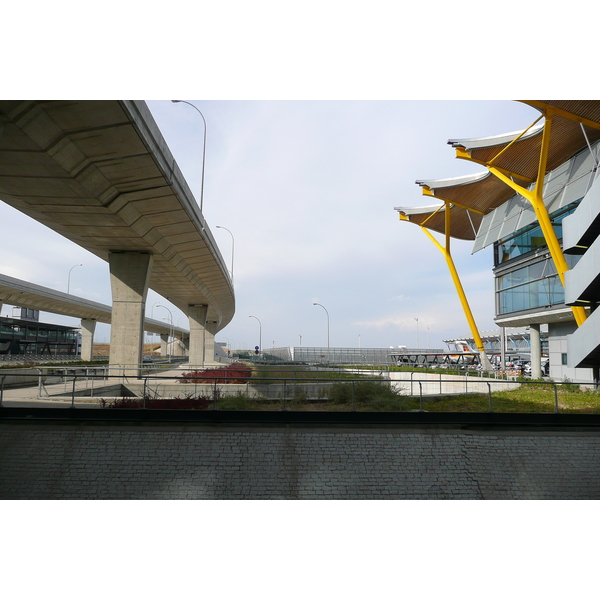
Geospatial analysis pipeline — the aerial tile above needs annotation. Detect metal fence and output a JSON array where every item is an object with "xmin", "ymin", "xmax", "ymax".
[{"xmin": 1, "ymin": 367, "xmax": 599, "ymax": 414}]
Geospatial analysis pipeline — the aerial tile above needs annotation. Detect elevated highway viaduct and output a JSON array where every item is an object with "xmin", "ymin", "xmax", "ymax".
[
  {"xmin": 0, "ymin": 101, "xmax": 234, "ymax": 373},
  {"xmin": 0, "ymin": 273, "xmax": 190, "ymax": 361}
]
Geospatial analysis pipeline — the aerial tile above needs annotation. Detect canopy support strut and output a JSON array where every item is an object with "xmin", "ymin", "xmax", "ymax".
[
  {"xmin": 458, "ymin": 108, "xmax": 587, "ymax": 327},
  {"xmin": 400, "ymin": 205, "xmax": 493, "ymax": 370}
]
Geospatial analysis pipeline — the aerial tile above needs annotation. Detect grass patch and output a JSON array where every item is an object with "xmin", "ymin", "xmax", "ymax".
[
  {"xmin": 211, "ymin": 381, "xmax": 600, "ymax": 413},
  {"xmin": 415, "ymin": 383, "xmax": 600, "ymax": 414}
]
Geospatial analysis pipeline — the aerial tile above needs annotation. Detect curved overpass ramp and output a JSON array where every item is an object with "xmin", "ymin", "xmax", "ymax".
[{"xmin": 0, "ymin": 100, "xmax": 234, "ymax": 370}]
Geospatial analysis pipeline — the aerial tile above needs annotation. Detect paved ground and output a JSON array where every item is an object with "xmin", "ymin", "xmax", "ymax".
[
  {"xmin": 386, "ymin": 371, "xmax": 521, "ymax": 396},
  {"xmin": 1, "ymin": 421, "xmax": 599, "ymax": 499}
]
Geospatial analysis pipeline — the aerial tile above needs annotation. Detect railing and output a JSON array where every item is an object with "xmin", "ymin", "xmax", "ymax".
[{"xmin": 0, "ymin": 369, "xmax": 598, "ymax": 414}]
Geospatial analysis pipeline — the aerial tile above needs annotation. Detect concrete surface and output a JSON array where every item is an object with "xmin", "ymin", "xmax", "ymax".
[
  {"xmin": 108, "ymin": 251, "xmax": 153, "ymax": 372},
  {"xmin": 1, "ymin": 420, "xmax": 599, "ymax": 499}
]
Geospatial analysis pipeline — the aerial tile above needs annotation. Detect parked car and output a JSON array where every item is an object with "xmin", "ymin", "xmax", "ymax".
[{"xmin": 542, "ymin": 360, "xmax": 550, "ymax": 376}]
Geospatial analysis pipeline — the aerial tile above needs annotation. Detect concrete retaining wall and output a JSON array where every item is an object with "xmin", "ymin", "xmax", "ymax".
[{"xmin": 1, "ymin": 421, "xmax": 599, "ymax": 499}]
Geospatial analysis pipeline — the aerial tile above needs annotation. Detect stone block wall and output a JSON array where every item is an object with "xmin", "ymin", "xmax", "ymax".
[{"xmin": 1, "ymin": 422, "xmax": 599, "ymax": 499}]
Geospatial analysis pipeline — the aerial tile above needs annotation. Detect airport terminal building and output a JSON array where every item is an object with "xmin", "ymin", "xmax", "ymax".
[
  {"xmin": 477, "ymin": 138, "xmax": 596, "ymax": 381},
  {"xmin": 396, "ymin": 102, "xmax": 600, "ymax": 382}
]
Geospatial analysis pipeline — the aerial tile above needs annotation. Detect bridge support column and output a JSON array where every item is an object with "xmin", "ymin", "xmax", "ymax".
[
  {"xmin": 530, "ymin": 323, "xmax": 542, "ymax": 379},
  {"xmin": 204, "ymin": 320, "xmax": 218, "ymax": 365},
  {"xmin": 173, "ymin": 338, "xmax": 185, "ymax": 357},
  {"xmin": 108, "ymin": 251, "xmax": 153, "ymax": 377},
  {"xmin": 160, "ymin": 334, "xmax": 169, "ymax": 358},
  {"xmin": 177, "ymin": 334, "xmax": 189, "ymax": 357},
  {"xmin": 80, "ymin": 318, "xmax": 96, "ymax": 361},
  {"xmin": 187, "ymin": 304, "xmax": 208, "ymax": 367}
]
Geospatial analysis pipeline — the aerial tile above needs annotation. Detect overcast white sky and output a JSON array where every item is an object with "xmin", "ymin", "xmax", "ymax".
[{"xmin": 1, "ymin": 100, "xmax": 540, "ymax": 349}]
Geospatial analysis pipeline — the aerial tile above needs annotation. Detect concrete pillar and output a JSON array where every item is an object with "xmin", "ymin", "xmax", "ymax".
[
  {"xmin": 80, "ymin": 318, "xmax": 96, "ymax": 361},
  {"xmin": 108, "ymin": 251, "xmax": 153, "ymax": 376},
  {"xmin": 160, "ymin": 334, "xmax": 169, "ymax": 357},
  {"xmin": 180, "ymin": 335, "xmax": 189, "ymax": 355},
  {"xmin": 187, "ymin": 304, "xmax": 208, "ymax": 367},
  {"xmin": 530, "ymin": 323, "xmax": 542, "ymax": 379},
  {"xmin": 204, "ymin": 320, "xmax": 218, "ymax": 365},
  {"xmin": 173, "ymin": 338, "xmax": 185, "ymax": 357}
]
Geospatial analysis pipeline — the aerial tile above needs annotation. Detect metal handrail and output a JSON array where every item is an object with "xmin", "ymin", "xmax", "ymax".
[{"xmin": 0, "ymin": 368, "xmax": 594, "ymax": 414}]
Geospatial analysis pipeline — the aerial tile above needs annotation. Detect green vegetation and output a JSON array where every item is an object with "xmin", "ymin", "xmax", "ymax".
[
  {"xmin": 85, "ymin": 361, "xmax": 600, "ymax": 414},
  {"xmin": 200, "ymin": 380, "xmax": 600, "ymax": 413}
]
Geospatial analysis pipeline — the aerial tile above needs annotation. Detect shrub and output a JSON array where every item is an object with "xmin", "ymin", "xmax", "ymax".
[
  {"xmin": 179, "ymin": 362, "xmax": 252, "ymax": 384},
  {"xmin": 327, "ymin": 381, "xmax": 402, "ymax": 406},
  {"xmin": 102, "ymin": 393, "xmax": 211, "ymax": 410},
  {"xmin": 561, "ymin": 377, "xmax": 581, "ymax": 394}
]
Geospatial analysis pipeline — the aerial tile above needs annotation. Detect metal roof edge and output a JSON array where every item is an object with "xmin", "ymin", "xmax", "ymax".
[
  {"xmin": 415, "ymin": 171, "xmax": 490, "ymax": 189},
  {"xmin": 448, "ymin": 121, "xmax": 544, "ymax": 149}
]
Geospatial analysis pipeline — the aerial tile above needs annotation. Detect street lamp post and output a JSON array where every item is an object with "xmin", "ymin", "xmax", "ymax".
[
  {"xmin": 415, "ymin": 317, "xmax": 420, "ymax": 349},
  {"xmin": 171, "ymin": 100, "xmax": 207, "ymax": 213},
  {"xmin": 156, "ymin": 304, "xmax": 173, "ymax": 360},
  {"xmin": 215, "ymin": 226, "xmax": 235, "ymax": 284},
  {"xmin": 162, "ymin": 317, "xmax": 175, "ymax": 359},
  {"xmin": 67, "ymin": 264, "xmax": 82, "ymax": 294},
  {"xmin": 222, "ymin": 336, "xmax": 230, "ymax": 356},
  {"xmin": 249, "ymin": 315, "xmax": 262, "ymax": 357},
  {"xmin": 313, "ymin": 303, "xmax": 330, "ymax": 362},
  {"xmin": 151, "ymin": 302, "xmax": 160, "ymax": 319}
]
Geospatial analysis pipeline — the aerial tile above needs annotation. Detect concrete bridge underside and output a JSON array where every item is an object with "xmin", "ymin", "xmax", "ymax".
[{"xmin": 0, "ymin": 101, "xmax": 234, "ymax": 371}]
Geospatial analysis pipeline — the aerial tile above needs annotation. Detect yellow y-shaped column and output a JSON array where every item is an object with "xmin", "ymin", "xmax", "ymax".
[
  {"xmin": 455, "ymin": 110, "xmax": 587, "ymax": 327},
  {"xmin": 399, "ymin": 205, "xmax": 492, "ymax": 370}
]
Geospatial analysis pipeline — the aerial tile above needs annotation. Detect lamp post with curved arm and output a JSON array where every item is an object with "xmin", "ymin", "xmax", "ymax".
[
  {"xmin": 216, "ymin": 225, "xmax": 234, "ymax": 284},
  {"xmin": 67, "ymin": 264, "xmax": 82, "ymax": 294},
  {"xmin": 313, "ymin": 303, "xmax": 330, "ymax": 363},
  {"xmin": 171, "ymin": 100, "xmax": 207, "ymax": 213},
  {"xmin": 249, "ymin": 315, "xmax": 262, "ymax": 357}
]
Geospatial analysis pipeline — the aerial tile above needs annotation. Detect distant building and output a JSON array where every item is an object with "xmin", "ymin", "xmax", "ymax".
[
  {"xmin": 0, "ymin": 308, "xmax": 79, "ymax": 356},
  {"xmin": 267, "ymin": 346, "xmax": 442, "ymax": 365},
  {"xmin": 445, "ymin": 328, "xmax": 549, "ymax": 364}
]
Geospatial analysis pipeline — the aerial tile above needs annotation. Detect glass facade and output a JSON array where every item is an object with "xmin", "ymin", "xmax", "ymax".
[
  {"xmin": 494, "ymin": 201, "xmax": 581, "ymax": 266},
  {"xmin": 497, "ymin": 255, "xmax": 580, "ymax": 314},
  {"xmin": 495, "ymin": 201, "xmax": 582, "ymax": 316},
  {"xmin": 0, "ymin": 317, "xmax": 78, "ymax": 356}
]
